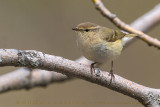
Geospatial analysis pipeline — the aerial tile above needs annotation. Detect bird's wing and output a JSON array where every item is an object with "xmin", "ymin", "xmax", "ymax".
[{"xmin": 101, "ymin": 27, "xmax": 137, "ymax": 42}]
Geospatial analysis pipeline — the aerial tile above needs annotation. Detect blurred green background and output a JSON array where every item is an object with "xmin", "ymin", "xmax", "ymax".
[{"xmin": 0, "ymin": 0, "xmax": 159, "ymax": 107}]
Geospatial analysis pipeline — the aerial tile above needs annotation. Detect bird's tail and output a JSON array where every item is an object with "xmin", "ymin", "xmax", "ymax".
[{"xmin": 125, "ymin": 34, "xmax": 137, "ymax": 37}]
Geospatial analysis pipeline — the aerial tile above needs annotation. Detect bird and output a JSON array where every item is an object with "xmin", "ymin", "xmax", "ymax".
[{"xmin": 72, "ymin": 22, "xmax": 136, "ymax": 83}]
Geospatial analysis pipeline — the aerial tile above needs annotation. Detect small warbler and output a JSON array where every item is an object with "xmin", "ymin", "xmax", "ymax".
[{"xmin": 72, "ymin": 22, "xmax": 136, "ymax": 82}]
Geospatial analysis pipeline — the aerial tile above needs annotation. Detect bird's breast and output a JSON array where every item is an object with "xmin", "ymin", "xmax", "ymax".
[{"xmin": 77, "ymin": 36, "xmax": 123, "ymax": 63}]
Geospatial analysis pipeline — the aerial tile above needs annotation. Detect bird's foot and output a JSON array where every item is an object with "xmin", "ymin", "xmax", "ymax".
[
  {"xmin": 90, "ymin": 62, "xmax": 97, "ymax": 75},
  {"xmin": 108, "ymin": 69, "xmax": 115, "ymax": 84}
]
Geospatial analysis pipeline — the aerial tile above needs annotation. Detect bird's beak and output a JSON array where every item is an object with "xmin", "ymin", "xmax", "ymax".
[{"xmin": 72, "ymin": 27, "xmax": 79, "ymax": 31}]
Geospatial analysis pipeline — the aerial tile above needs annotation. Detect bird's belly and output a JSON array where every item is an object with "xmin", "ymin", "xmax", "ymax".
[
  {"xmin": 79, "ymin": 41, "xmax": 123, "ymax": 64},
  {"xmin": 83, "ymin": 44, "xmax": 113, "ymax": 63}
]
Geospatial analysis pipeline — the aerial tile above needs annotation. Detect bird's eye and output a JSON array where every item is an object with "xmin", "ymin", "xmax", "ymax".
[{"xmin": 85, "ymin": 29, "xmax": 89, "ymax": 32}]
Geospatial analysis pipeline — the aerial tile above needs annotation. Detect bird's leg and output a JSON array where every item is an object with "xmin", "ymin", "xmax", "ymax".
[
  {"xmin": 108, "ymin": 60, "xmax": 115, "ymax": 84},
  {"xmin": 90, "ymin": 62, "xmax": 97, "ymax": 75}
]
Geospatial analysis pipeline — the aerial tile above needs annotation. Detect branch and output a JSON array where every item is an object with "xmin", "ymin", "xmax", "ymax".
[
  {"xmin": 0, "ymin": 56, "xmax": 91, "ymax": 90},
  {"xmin": 0, "ymin": 0, "xmax": 160, "ymax": 95},
  {"xmin": 0, "ymin": 68, "xmax": 70, "ymax": 91},
  {"xmin": 0, "ymin": 49, "xmax": 159, "ymax": 106},
  {"xmin": 0, "ymin": 1, "xmax": 158, "ymax": 107},
  {"xmin": 93, "ymin": 0, "xmax": 160, "ymax": 49}
]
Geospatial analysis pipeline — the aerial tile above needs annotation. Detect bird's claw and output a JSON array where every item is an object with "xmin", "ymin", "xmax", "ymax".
[
  {"xmin": 90, "ymin": 62, "xmax": 97, "ymax": 75},
  {"xmin": 108, "ymin": 69, "xmax": 115, "ymax": 84}
]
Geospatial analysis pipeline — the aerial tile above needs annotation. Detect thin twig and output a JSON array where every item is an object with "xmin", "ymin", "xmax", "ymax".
[{"xmin": 93, "ymin": 0, "xmax": 160, "ymax": 49}]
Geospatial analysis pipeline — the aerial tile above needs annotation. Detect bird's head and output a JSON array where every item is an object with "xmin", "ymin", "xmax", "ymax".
[{"xmin": 72, "ymin": 22, "xmax": 101, "ymax": 37}]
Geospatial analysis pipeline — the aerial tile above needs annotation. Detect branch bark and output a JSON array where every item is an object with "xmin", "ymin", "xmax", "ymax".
[
  {"xmin": 0, "ymin": 68, "xmax": 70, "ymax": 91},
  {"xmin": 0, "ymin": 56, "xmax": 92, "ymax": 91},
  {"xmin": 0, "ymin": 56, "xmax": 93, "ymax": 90},
  {"xmin": 0, "ymin": 49, "xmax": 159, "ymax": 106}
]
